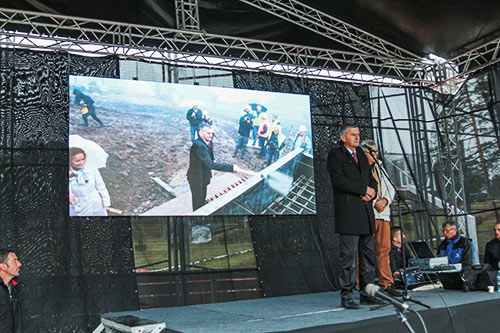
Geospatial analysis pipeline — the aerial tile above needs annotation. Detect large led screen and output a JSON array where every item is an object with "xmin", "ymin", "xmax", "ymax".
[{"xmin": 69, "ymin": 75, "xmax": 316, "ymax": 216}]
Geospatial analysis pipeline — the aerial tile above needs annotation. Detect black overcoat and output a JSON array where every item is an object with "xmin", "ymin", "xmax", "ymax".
[
  {"xmin": 187, "ymin": 138, "xmax": 233, "ymax": 187},
  {"xmin": 0, "ymin": 279, "xmax": 22, "ymax": 333},
  {"xmin": 327, "ymin": 144, "xmax": 378, "ymax": 235}
]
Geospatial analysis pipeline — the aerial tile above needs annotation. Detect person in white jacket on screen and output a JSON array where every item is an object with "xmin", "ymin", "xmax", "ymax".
[{"xmin": 69, "ymin": 147, "xmax": 110, "ymax": 216}]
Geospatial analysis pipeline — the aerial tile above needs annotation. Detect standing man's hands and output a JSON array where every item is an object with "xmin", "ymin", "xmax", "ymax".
[
  {"xmin": 233, "ymin": 165, "xmax": 256, "ymax": 177},
  {"xmin": 366, "ymin": 186, "xmax": 376, "ymax": 198},
  {"xmin": 360, "ymin": 186, "xmax": 376, "ymax": 202},
  {"xmin": 374, "ymin": 198, "xmax": 388, "ymax": 212}
]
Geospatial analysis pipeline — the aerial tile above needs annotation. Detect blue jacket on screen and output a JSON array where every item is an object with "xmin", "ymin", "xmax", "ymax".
[{"xmin": 73, "ymin": 89, "xmax": 94, "ymax": 106}]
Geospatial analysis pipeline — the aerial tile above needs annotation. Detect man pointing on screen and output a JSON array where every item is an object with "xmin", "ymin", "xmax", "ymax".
[{"xmin": 187, "ymin": 124, "xmax": 253, "ymax": 211}]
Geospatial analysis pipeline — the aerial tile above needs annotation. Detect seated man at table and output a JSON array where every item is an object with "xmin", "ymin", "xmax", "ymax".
[
  {"xmin": 389, "ymin": 227, "xmax": 413, "ymax": 280},
  {"xmin": 484, "ymin": 222, "xmax": 500, "ymax": 269},
  {"xmin": 437, "ymin": 222, "xmax": 474, "ymax": 270}
]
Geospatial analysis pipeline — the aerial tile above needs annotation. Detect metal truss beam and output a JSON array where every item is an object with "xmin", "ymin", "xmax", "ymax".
[
  {"xmin": 0, "ymin": 8, "xmax": 497, "ymax": 89},
  {"xmin": 175, "ymin": 0, "xmax": 200, "ymax": 31},
  {"xmin": 240, "ymin": 0, "xmax": 500, "ymax": 91},
  {"xmin": 239, "ymin": 0, "xmax": 421, "ymax": 60},
  {"xmin": 447, "ymin": 38, "xmax": 500, "ymax": 80},
  {"xmin": 432, "ymin": 97, "xmax": 470, "ymax": 236},
  {"xmin": 0, "ymin": 8, "xmax": 434, "ymax": 86},
  {"xmin": 429, "ymin": 37, "xmax": 500, "ymax": 94}
]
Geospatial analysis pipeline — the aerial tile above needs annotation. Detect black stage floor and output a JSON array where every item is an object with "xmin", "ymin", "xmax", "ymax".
[{"xmin": 104, "ymin": 288, "xmax": 500, "ymax": 332}]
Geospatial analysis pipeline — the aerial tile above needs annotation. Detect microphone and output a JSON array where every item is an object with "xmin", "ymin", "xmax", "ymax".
[
  {"xmin": 365, "ymin": 284, "xmax": 410, "ymax": 311},
  {"xmin": 362, "ymin": 144, "xmax": 374, "ymax": 153}
]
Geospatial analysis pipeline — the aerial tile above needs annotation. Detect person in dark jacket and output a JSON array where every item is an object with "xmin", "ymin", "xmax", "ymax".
[
  {"xmin": 187, "ymin": 124, "xmax": 253, "ymax": 211},
  {"xmin": 186, "ymin": 105, "xmax": 203, "ymax": 143},
  {"xmin": 73, "ymin": 88, "xmax": 104, "ymax": 128},
  {"xmin": 484, "ymin": 222, "xmax": 500, "ymax": 268},
  {"xmin": 266, "ymin": 125, "xmax": 286, "ymax": 166},
  {"xmin": 0, "ymin": 249, "xmax": 23, "ymax": 333},
  {"xmin": 389, "ymin": 227, "xmax": 413, "ymax": 278},
  {"xmin": 327, "ymin": 124, "xmax": 380, "ymax": 309},
  {"xmin": 437, "ymin": 222, "xmax": 474, "ymax": 270},
  {"xmin": 233, "ymin": 115, "xmax": 253, "ymax": 159}
]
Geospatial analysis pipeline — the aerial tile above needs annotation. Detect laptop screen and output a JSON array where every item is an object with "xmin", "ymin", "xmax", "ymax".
[
  {"xmin": 400, "ymin": 266, "xmax": 426, "ymax": 287},
  {"xmin": 409, "ymin": 241, "xmax": 435, "ymax": 258}
]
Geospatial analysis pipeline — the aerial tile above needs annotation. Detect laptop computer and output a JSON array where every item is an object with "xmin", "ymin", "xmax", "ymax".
[
  {"xmin": 409, "ymin": 241, "xmax": 435, "ymax": 259},
  {"xmin": 399, "ymin": 266, "xmax": 427, "ymax": 289}
]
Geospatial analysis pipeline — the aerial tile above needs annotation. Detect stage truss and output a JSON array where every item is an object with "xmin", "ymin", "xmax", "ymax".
[{"xmin": 0, "ymin": 5, "xmax": 497, "ymax": 88}]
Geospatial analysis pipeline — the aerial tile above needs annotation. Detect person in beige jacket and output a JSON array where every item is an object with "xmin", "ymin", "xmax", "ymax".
[{"xmin": 361, "ymin": 140, "xmax": 401, "ymax": 297}]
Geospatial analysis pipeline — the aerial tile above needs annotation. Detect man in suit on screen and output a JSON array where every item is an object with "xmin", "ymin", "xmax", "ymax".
[
  {"xmin": 187, "ymin": 124, "xmax": 251, "ymax": 211},
  {"xmin": 327, "ymin": 124, "xmax": 380, "ymax": 309}
]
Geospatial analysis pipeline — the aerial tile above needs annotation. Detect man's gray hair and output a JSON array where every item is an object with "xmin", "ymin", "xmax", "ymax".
[
  {"xmin": 339, "ymin": 124, "xmax": 358, "ymax": 137},
  {"xmin": 198, "ymin": 123, "xmax": 213, "ymax": 132},
  {"xmin": 442, "ymin": 221, "xmax": 457, "ymax": 230}
]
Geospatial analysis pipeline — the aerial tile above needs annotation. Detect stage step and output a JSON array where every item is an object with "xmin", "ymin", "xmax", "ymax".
[{"xmin": 93, "ymin": 315, "xmax": 165, "ymax": 333}]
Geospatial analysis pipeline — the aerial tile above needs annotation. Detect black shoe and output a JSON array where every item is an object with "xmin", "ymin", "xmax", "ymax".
[
  {"xmin": 384, "ymin": 285, "xmax": 403, "ymax": 297},
  {"xmin": 341, "ymin": 299, "xmax": 360, "ymax": 309},
  {"xmin": 360, "ymin": 295, "xmax": 385, "ymax": 305}
]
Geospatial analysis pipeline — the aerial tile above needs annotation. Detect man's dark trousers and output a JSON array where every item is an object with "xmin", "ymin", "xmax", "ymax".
[
  {"xmin": 190, "ymin": 181, "xmax": 207, "ymax": 211},
  {"xmin": 339, "ymin": 234, "xmax": 376, "ymax": 301},
  {"xmin": 82, "ymin": 104, "xmax": 104, "ymax": 127}
]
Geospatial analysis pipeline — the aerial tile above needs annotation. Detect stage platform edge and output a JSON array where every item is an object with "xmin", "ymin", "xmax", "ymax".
[{"xmin": 101, "ymin": 289, "xmax": 500, "ymax": 332}]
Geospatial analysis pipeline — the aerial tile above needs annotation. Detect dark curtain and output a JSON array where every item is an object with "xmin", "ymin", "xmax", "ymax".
[
  {"xmin": 0, "ymin": 49, "xmax": 139, "ymax": 332},
  {"xmin": 233, "ymin": 71, "xmax": 373, "ymax": 297}
]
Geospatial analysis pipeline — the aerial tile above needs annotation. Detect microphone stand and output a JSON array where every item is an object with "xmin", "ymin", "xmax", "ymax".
[
  {"xmin": 397, "ymin": 310, "xmax": 416, "ymax": 333},
  {"xmin": 396, "ymin": 194, "xmax": 431, "ymax": 309},
  {"xmin": 366, "ymin": 148, "xmax": 431, "ymax": 311}
]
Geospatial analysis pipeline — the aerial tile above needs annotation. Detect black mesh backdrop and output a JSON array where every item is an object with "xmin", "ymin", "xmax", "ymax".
[
  {"xmin": 0, "ymin": 49, "xmax": 139, "ymax": 332},
  {"xmin": 233, "ymin": 71, "xmax": 373, "ymax": 297}
]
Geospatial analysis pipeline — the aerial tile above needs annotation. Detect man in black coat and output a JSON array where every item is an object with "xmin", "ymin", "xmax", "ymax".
[
  {"xmin": 484, "ymin": 222, "xmax": 500, "ymax": 268},
  {"xmin": 327, "ymin": 124, "xmax": 379, "ymax": 309},
  {"xmin": 0, "ymin": 249, "xmax": 23, "ymax": 333},
  {"xmin": 187, "ymin": 124, "xmax": 250, "ymax": 211}
]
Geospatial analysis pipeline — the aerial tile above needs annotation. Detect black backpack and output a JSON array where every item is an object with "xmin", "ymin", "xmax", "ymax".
[{"xmin": 464, "ymin": 264, "xmax": 498, "ymax": 291}]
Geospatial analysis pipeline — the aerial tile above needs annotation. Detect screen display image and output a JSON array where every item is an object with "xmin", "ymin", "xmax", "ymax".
[{"xmin": 69, "ymin": 75, "xmax": 315, "ymax": 216}]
